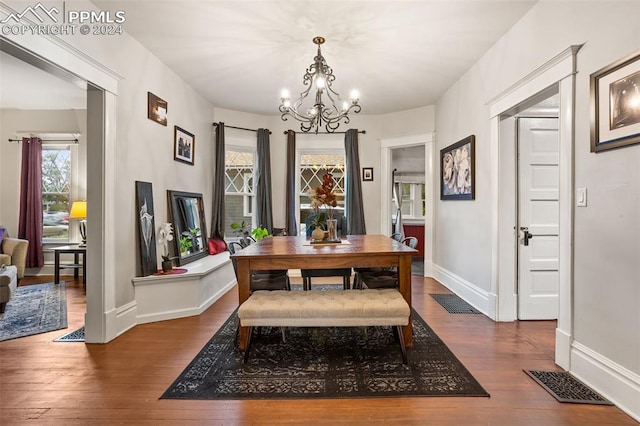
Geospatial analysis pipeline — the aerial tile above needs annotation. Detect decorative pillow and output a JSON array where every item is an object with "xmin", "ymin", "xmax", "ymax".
[
  {"xmin": 0, "ymin": 226, "xmax": 6, "ymax": 241},
  {"xmin": 208, "ymin": 238, "xmax": 227, "ymax": 255}
]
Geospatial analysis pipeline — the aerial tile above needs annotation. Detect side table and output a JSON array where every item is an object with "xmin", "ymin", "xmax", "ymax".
[{"xmin": 53, "ymin": 245, "xmax": 86, "ymax": 286}]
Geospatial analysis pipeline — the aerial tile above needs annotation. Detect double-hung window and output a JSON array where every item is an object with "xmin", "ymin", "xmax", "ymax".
[
  {"xmin": 224, "ymin": 148, "xmax": 255, "ymax": 238},
  {"xmin": 42, "ymin": 145, "xmax": 73, "ymax": 241},
  {"xmin": 298, "ymin": 152, "xmax": 345, "ymax": 235}
]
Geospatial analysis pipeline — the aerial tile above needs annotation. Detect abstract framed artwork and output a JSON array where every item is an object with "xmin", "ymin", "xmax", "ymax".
[
  {"xmin": 590, "ymin": 50, "xmax": 640, "ymax": 152},
  {"xmin": 174, "ymin": 126, "xmax": 195, "ymax": 165},
  {"xmin": 440, "ymin": 135, "xmax": 475, "ymax": 200},
  {"xmin": 135, "ymin": 181, "xmax": 157, "ymax": 276},
  {"xmin": 362, "ymin": 167, "xmax": 373, "ymax": 181},
  {"xmin": 147, "ymin": 92, "xmax": 168, "ymax": 126}
]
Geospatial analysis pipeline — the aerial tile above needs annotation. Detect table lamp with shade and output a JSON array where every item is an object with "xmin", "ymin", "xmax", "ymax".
[{"xmin": 70, "ymin": 200, "xmax": 87, "ymax": 247}]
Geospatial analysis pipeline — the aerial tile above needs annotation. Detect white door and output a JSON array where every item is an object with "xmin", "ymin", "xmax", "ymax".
[{"xmin": 517, "ymin": 117, "xmax": 560, "ymax": 320}]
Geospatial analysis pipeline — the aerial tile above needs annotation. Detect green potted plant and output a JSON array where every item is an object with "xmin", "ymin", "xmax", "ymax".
[{"xmin": 231, "ymin": 221, "xmax": 271, "ymax": 245}]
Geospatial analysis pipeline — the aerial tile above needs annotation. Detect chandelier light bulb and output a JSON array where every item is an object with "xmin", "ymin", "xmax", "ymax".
[
  {"xmin": 278, "ymin": 36, "xmax": 362, "ymax": 133},
  {"xmin": 350, "ymin": 89, "xmax": 360, "ymax": 102}
]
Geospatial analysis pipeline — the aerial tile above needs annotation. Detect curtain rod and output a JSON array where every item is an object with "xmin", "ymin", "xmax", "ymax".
[
  {"xmin": 8, "ymin": 138, "xmax": 79, "ymax": 143},
  {"xmin": 283, "ymin": 130, "xmax": 366, "ymax": 135},
  {"xmin": 212, "ymin": 123, "xmax": 271, "ymax": 134}
]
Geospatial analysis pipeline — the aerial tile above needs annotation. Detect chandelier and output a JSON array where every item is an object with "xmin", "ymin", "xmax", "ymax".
[{"xmin": 279, "ymin": 36, "xmax": 361, "ymax": 133}]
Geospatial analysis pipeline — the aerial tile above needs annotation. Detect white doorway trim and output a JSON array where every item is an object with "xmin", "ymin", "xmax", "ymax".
[
  {"xmin": 1, "ymin": 26, "xmax": 122, "ymax": 343},
  {"xmin": 487, "ymin": 45, "xmax": 581, "ymax": 369},
  {"xmin": 380, "ymin": 132, "xmax": 435, "ymax": 277}
]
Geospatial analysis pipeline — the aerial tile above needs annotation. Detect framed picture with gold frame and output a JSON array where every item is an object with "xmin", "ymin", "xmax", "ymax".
[{"xmin": 590, "ymin": 50, "xmax": 640, "ymax": 152}]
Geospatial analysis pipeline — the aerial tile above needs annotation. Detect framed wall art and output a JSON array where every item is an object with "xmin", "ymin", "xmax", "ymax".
[
  {"xmin": 135, "ymin": 180, "xmax": 157, "ymax": 276},
  {"xmin": 590, "ymin": 50, "xmax": 640, "ymax": 152},
  {"xmin": 147, "ymin": 92, "xmax": 168, "ymax": 126},
  {"xmin": 362, "ymin": 167, "xmax": 373, "ymax": 181},
  {"xmin": 174, "ymin": 126, "xmax": 195, "ymax": 165},
  {"xmin": 440, "ymin": 135, "xmax": 475, "ymax": 200}
]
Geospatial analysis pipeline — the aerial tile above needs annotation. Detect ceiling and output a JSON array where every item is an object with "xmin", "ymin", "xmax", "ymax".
[{"xmin": 1, "ymin": 1, "xmax": 539, "ymax": 114}]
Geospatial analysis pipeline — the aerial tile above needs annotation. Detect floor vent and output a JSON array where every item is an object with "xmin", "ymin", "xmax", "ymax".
[
  {"xmin": 430, "ymin": 294, "xmax": 480, "ymax": 314},
  {"xmin": 54, "ymin": 326, "xmax": 85, "ymax": 342},
  {"xmin": 524, "ymin": 370, "xmax": 613, "ymax": 405}
]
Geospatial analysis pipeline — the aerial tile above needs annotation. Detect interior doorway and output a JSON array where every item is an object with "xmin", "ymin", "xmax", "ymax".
[
  {"xmin": 490, "ymin": 45, "xmax": 581, "ymax": 369},
  {"xmin": 380, "ymin": 133, "xmax": 434, "ymax": 277},
  {"xmin": 1, "ymin": 35, "xmax": 118, "ymax": 343}
]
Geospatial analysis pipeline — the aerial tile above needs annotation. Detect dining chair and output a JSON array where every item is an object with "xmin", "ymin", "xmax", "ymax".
[
  {"xmin": 356, "ymin": 236, "xmax": 417, "ymax": 290},
  {"xmin": 227, "ymin": 241, "xmax": 290, "ymax": 291},
  {"xmin": 301, "ymin": 212, "xmax": 352, "ymax": 290}
]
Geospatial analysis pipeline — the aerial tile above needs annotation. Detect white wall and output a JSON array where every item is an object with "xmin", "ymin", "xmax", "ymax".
[{"xmin": 436, "ymin": 1, "xmax": 639, "ymax": 418}]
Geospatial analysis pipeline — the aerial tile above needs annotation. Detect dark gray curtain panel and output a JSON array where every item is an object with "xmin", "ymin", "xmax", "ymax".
[
  {"xmin": 255, "ymin": 129, "xmax": 273, "ymax": 232},
  {"xmin": 344, "ymin": 129, "xmax": 366, "ymax": 235},
  {"xmin": 285, "ymin": 130, "xmax": 298, "ymax": 236},
  {"xmin": 210, "ymin": 123, "xmax": 226, "ymax": 239}
]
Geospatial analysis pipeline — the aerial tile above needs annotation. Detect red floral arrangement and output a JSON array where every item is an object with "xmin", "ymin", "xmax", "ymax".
[{"xmin": 308, "ymin": 173, "xmax": 338, "ymax": 219}]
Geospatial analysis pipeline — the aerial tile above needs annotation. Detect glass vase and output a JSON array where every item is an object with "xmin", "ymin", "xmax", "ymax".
[{"xmin": 327, "ymin": 219, "xmax": 338, "ymax": 242}]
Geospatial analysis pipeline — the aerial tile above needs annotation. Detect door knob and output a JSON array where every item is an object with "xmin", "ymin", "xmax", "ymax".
[{"xmin": 519, "ymin": 226, "xmax": 534, "ymax": 246}]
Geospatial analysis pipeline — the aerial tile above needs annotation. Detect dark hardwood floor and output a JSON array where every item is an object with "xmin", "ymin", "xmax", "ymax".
[{"xmin": 1, "ymin": 275, "xmax": 636, "ymax": 425}]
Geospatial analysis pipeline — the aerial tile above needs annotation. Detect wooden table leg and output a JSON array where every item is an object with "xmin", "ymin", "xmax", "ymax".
[
  {"xmin": 398, "ymin": 254, "xmax": 413, "ymax": 347},
  {"xmin": 236, "ymin": 258, "xmax": 252, "ymax": 351}
]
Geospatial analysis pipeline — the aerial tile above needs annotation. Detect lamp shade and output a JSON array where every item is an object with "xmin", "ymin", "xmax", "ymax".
[{"xmin": 69, "ymin": 201, "xmax": 87, "ymax": 219}]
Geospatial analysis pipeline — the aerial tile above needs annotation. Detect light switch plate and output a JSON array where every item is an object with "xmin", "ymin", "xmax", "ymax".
[{"xmin": 577, "ymin": 188, "xmax": 587, "ymax": 207}]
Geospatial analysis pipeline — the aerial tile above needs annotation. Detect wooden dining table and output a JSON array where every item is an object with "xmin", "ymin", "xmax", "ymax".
[{"xmin": 231, "ymin": 234, "xmax": 417, "ymax": 350}]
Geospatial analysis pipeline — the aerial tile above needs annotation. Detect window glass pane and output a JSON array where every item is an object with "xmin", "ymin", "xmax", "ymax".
[
  {"xmin": 400, "ymin": 183, "xmax": 412, "ymax": 216},
  {"xmin": 225, "ymin": 149, "xmax": 254, "ymax": 237},
  {"xmin": 42, "ymin": 147, "xmax": 71, "ymax": 240},
  {"xmin": 299, "ymin": 153, "xmax": 345, "ymax": 235}
]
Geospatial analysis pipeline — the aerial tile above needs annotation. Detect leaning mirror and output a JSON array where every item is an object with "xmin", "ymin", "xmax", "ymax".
[{"xmin": 167, "ymin": 190, "xmax": 208, "ymax": 265}]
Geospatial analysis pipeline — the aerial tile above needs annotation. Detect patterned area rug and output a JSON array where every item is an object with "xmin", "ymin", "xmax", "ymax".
[
  {"xmin": 162, "ymin": 309, "xmax": 489, "ymax": 400},
  {"xmin": 0, "ymin": 282, "xmax": 67, "ymax": 342}
]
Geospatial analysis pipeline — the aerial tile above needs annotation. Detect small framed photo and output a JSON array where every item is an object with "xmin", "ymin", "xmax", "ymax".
[
  {"xmin": 174, "ymin": 126, "xmax": 195, "ymax": 165},
  {"xmin": 147, "ymin": 92, "xmax": 167, "ymax": 126},
  {"xmin": 362, "ymin": 167, "xmax": 373, "ymax": 181},
  {"xmin": 590, "ymin": 50, "xmax": 640, "ymax": 152},
  {"xmin": 440, "ymin": 135, "xmax": 475, "ymax": 200}
]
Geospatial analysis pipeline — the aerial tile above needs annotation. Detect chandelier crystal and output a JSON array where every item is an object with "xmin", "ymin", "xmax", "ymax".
[{"xmin": 279, "ymin": 36, "xmax": 361, "ymax": 133}]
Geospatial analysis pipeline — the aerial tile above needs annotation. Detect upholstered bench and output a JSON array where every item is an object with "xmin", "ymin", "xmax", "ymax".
[
  {"xmin": 0, "ymin": 265, "xmax": 18, "ymax": 314},
  {"xmin": 238, "ymin": 288, "xmax": 411, "ymax": 364}
]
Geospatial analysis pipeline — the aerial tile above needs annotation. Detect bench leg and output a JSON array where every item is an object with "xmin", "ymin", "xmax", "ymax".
[
  {"xmin": 243, "ymin": 326, "xmax": 253, "ymax": 364},
  {"xmin": 0, "ymin": 301, "xmax": 6, "ymax": 314},
  {"xmin": 395, "ymin": 326, "xmax": 408, "ymax": 364}
]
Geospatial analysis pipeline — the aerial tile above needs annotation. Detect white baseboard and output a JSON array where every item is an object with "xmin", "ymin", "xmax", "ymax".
[
  {"xmin": 112, "ymin": 300, "xmax": 137, "ymax": 338},
  {"xmin": 555, "ymin": 327, "xmax": 571, "ymax": 370},
  {"xmin": 432, "ymin": 264, "xmax": 495, "ymax": 319},
  {"xmin": 571, "ymin": 341, "xmax": 640, "ymax": 422}
]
